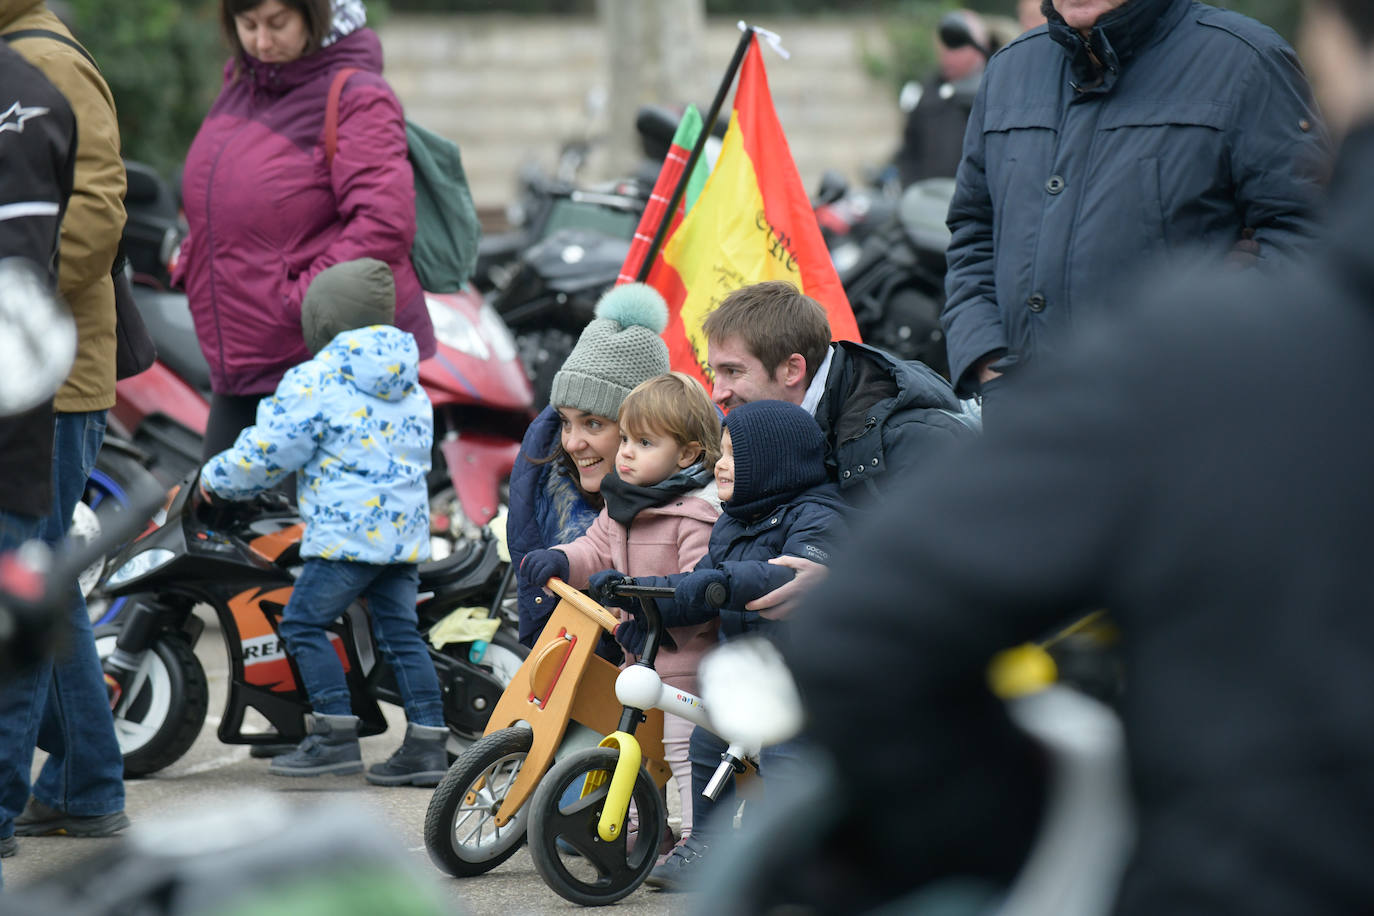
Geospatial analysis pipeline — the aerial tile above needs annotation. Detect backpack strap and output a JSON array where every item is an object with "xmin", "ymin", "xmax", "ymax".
[
  {"xmin": 3, "ymin": 28, "xmax": 99, "ymax": 70},
  {"xmin": 324, "ymin": 66, "xmax": 362, "ymax": 166}
]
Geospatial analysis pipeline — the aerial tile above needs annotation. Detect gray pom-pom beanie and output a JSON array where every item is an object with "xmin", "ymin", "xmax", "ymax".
[
  {"xmin": 550, "ymin": 283, "xmax": 671, "ymax": 419},
  {"xmin": 301, "ymin": 258, "xmax": 397, "ymax": 355}
]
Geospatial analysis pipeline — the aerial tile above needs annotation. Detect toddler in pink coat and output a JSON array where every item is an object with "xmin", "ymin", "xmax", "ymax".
[{"xmin": 518, "ymin": 372, "xmax": 722, "ymax": 843}]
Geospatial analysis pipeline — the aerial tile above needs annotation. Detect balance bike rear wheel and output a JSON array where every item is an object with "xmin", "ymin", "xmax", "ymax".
[{"xmin": 527, "ymin": 746, "xmax": 665, "ymax": 906}]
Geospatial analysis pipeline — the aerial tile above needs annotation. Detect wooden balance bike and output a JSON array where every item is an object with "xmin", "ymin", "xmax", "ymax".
[
  {"xmin": 423, "ymin": 577, "xmax": 672, "ymax": 879},
  {"xmin": 522, "ymin": 577, "xmax": 747, "ymax": 906}
]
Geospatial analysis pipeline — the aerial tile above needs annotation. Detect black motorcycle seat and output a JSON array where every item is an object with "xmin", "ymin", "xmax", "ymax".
[{"xmin": 418, "ymin": 535, "xmax": 501, "ymax": 595}]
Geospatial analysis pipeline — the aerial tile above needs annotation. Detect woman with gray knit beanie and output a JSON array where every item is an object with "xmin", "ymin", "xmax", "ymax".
[{"xmin": 506, "ymin": 283, "xmax": 671, "ymax": 647}]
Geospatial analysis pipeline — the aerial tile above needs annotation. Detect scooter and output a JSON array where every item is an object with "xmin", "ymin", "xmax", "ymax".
[{"xmin": 95, "ymin": 473, "xmax": 526, "ymax": 778}]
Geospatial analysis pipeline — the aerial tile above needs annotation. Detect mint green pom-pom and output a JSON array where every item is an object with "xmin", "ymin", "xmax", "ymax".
[{"xmin": 594, "ymin": 283, "xmax": 669, "ymax": 335}]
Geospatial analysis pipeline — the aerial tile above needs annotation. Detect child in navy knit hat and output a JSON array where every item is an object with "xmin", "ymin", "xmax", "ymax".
[
  {"xmin": 597, "ymin": 398, "xmax": 847, "ymax": 644},
  {"xmin": 590, "ymin": 399, "xmax": 848, "ymax": 886}
]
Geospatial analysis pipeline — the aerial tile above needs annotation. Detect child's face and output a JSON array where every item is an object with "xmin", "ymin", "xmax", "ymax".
[
  {"xmin": 616, "ymin": 423, "xmax": 700, "ymax": 488},
  {"xmin": 715, "ymin": 429, "xmax": 735, "ymax": 502},
  {"xmin": 558, "ymin": 407, "xmax": 620, "ymax": 494}
]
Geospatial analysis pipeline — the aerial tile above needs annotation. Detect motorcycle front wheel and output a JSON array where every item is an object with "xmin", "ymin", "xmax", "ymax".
[
  {"xmin": 424, "ymin": 726, "xmax": 534, "ymax": 877},
  {"xmin": 527, "ymin": 746, "xmax": 665, "ymax": 906},
  {"xmin": 94, "ymin": 625, "xmax": 209, "ymax": 778}
]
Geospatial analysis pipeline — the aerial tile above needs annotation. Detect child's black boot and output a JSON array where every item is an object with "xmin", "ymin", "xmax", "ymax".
[
  {"xmin": 269, "ymin": 713, "xmax": 363, "ymax": 777},
  {"xmin": 365, "ymin": 723, "xmax": 448, "ymax": 787},
  {"xmin": 645, "ymin": 835, "xmax": 709, "ymax": 891}
]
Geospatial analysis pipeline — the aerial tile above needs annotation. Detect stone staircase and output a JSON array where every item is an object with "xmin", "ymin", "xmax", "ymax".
[{"xmin": 377, "ymin": 14, "xmax": 903, "ymax": 219}]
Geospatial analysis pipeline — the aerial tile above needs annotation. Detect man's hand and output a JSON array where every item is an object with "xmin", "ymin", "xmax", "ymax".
[
  {"xmin": 746, "ymin": 556, "xmax": 828, "ymax": 620},
  {"xmin": 976, "ymin": 354, "xmax": 1003, "ymax": 385}
]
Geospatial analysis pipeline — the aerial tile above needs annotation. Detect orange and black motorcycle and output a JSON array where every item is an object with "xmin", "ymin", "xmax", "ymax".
[{"xmin": 95, "ymin": 474, "xmax": 525, "ymax": 777}]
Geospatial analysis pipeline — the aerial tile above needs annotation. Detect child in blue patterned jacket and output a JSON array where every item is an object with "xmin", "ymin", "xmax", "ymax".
[{"xmin": 200, "ymin": 258, "xmax": 446, "ymax": 787}]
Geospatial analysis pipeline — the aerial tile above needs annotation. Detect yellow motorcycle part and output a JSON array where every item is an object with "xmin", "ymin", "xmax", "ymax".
[
  {"xmin": 988, "ymin": 643, "xmax": 1058, "ymax": 699},
  {"xmin": 592, "ymin": 731, "xmax": 642, "ymax": 842}
]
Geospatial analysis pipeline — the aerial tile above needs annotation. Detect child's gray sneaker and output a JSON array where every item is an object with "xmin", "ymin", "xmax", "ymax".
[
  {"xmin": 365, "ymin": 723, "xmax": 448, "ymax": 787},
  {"xmin": 13, "ymin": 798, "xmax": 129, "ymax": 837},
  {"xmin": 269, "ymin": 714, "xmax": 363, "ymax": 777},
  {"xmin": 644, "ymin": 835, "xmax": 708, "ymax": 892},
  {"xmin": 0, "ymin": 834, "xmax": 15, "ymax": 857}
]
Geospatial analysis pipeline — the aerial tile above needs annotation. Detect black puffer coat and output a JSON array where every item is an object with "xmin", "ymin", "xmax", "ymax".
[{"xmin": 814, "ymin": 341, "xmax": 978, "ymax": 505}]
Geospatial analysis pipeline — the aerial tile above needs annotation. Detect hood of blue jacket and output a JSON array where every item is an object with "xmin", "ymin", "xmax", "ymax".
[{"xmin": 315, "ymin": 325, "xmax": 420, "ymax": 403}]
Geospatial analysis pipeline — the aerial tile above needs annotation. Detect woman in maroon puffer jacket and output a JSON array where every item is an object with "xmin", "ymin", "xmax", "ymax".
[{"xmin": 175, "ymin": 0, "xmax": 435, "ymax": 457}]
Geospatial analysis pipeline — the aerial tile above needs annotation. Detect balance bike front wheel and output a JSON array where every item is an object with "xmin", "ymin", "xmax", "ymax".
[
  {"xmin": 527, "ymin": 746, "xmax": 665, "ymax": 906},
  {"xmin": 424, "ymin": 726, "xmax": 534, "ymax": 877}
]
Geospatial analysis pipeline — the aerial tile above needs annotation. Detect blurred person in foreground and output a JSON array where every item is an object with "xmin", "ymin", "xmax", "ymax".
[
  {"xmin": 763, "ymin": 0, "xmax": 1374, "ymax": 911},
  {"xmin": 942, "ymin": 0, "xmax": 1329, "ymax": 414},
  {"xmin": 0, "ymin": 0, "xmax": 131, "ymax": 847}
]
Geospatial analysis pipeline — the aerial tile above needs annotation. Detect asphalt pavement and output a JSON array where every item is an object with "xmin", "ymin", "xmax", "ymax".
[{"xmin": 0, "ymin": 608, "xmax": 689, "ymax": 915}]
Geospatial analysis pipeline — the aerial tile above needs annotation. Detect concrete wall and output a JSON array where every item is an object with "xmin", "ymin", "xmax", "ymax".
[{"xmin": 377, "ymin": 14, "xmax": 903, "ymax": 218}]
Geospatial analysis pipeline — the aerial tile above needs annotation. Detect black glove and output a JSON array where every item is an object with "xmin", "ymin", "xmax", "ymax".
[
  {"xmin": 588, "ymin": 568, "xmax": 633, "ymax": 609},
  {"xmin": 613, "ymin": 614, "xmax": 678, "ymax": 656},
  {"xmin": 678, "ymin": 569, "xmax": 729, "ymax": 611},
  {"xmin": 613, "ymin": 616, "xmax": 648, "ymax": 656},
  {"xmin": 519, "ymin": 549, "xmax": 569, "ymax": 591},
  {"xmin": 191, "ymin": 478, "xmax": 233, "ymax": 529}
]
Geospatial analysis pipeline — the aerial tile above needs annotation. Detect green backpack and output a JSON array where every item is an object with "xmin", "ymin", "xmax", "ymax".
[{"xmin": 326, "ymin": 68, "xmax": 481, "ymax": 293}]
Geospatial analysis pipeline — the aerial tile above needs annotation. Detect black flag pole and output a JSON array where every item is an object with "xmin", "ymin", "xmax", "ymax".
[{"xmin": 634, "ymin": 23, "xmax": 758, "ymax": 283}]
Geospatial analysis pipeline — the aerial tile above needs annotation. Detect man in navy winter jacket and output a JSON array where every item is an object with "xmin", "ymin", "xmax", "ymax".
[{"xmin": 942, "ymin": 0, "xmax": 1329, "ymax": 402}]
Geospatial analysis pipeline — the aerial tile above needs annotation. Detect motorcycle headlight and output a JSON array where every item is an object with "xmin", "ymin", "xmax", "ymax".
[
  {"xmin": 831, "ymin": 241, "xmax": 863, "ymax": 275},
  {"xmin": 106, "ymin": 548, "xmax": 175, "ymax": 588},
  {"xmin": 475, "ymin": 302, "xmax": 518, "ymax": 363},
  {"xmin": 426, "ymin": 296, "xmax": 488, "ymax": 360}
]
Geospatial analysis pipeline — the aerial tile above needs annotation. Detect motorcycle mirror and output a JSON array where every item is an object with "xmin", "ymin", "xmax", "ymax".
[
  {"xmin": 0, "ymin": 257, "xmax": 75, "ymax": 416},
  {"xmin": 699, "ymin": 637, "xmax": 805, "ymax": 749},
  {"xmin": 814, "ymin": 169, "xmax": 850, "ymax": 207},
  {"xmin": 938, "ymin": 11, "xmax": 990, "ymax": 59}
]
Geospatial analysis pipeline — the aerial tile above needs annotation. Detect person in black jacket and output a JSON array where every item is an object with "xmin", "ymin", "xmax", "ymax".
[
  {"xmin": 0, "ymin": 39, "xmax": 74, "ymax": 873},
  {"xmin": 942, "ymin": 0, "xmax": 1329, "ymax": 408},
  {"xmin": 767, "ymin": 1, "xmax": 1374, "ymax": 908},
  {"xmin": 891, "ymin": 9, "xmax": 989, "ymax": 186},
  {"xmin": 592, "ymin": 399, "xmax": 847, "ymax": 892}
]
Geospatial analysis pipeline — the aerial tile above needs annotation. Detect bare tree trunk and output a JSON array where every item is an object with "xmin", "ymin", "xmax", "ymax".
[{"xmin": 596, "ymin": 0, "xmax": 706, "ymax": 182}]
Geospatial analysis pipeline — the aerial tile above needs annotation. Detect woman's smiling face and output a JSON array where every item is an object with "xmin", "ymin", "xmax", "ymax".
[{"xmin": 557, "ymin": 407, "xmax": 620, "ymax": 494}]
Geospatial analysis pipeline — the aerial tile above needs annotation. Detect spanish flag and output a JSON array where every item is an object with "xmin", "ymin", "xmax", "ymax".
[{"xmin": 643, "ymin": 34, "xmax": 860, "ymax": 386}]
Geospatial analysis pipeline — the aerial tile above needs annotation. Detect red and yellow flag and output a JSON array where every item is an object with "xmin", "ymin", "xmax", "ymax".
[{"xmin": 640, "ymin": 35, "xmax": 860, "ymax": 387}]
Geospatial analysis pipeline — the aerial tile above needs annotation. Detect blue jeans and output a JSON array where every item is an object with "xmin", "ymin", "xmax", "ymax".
[
  {"xmin": 0, "ymin": 411, "xmax": 124, "ymax": 841},
  {"xmin": 688, "ymin": 725, "xmax": 810, "ymax": 844},
  {"xmin": 0, "ymin": 508, "xmax": 45, "ymax": 888},
  {"xmin": 279, "ymin": 559, "xmax": 444, "ymax": 726}
]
